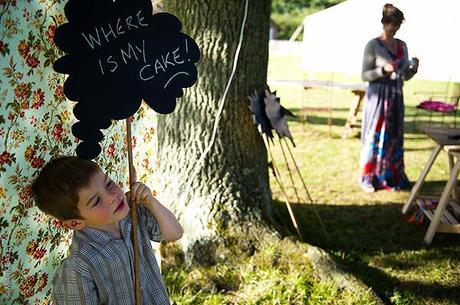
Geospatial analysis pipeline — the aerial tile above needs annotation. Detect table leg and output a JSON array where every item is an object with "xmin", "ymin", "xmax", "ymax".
[
  {"xmin": 424, "ymin": 159, "xmax": 460, "ymax": 246},
  {"xmin": 448, "ymin": 153, "xmax": 458, "ymax": 202},
  {"xmin": 343, "ymin": 90, "xmax": 365, "ymax": 138},
  {"xmin": 402, "ymin": 144, "xmax": 442, "ymax": 214},
  {"xmin": 301, "ymin": 86, "xmax": 312, "ymax": 125}
]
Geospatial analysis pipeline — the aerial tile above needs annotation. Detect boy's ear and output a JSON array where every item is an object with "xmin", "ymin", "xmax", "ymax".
[{"xmin": 62, "ymin": 219, "xmax": 86, "ymax": 230}]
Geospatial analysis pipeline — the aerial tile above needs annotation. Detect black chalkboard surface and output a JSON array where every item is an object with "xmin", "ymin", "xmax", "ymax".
[{"xmin": 53, "ymin": 0, "xmax": 200, "ymax": 159}]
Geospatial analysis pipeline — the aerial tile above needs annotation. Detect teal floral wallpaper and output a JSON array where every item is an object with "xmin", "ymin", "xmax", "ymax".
[{"xmin": 0, "ymin": 1, "xmax": 158, "ymax": 303}]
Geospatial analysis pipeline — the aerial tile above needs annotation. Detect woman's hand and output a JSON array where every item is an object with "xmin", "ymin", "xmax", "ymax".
[
  {"xmin": 410, "ymin": 57, "xmax": 419, "ymax": 72},
  {"xmin": 383, "ymin": 62, "xmax": 396, "ymax": 74}
]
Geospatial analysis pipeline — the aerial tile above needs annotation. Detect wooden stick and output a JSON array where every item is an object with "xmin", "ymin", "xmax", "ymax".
[
  {"xmin": 263, "ymin": 135, "xmax": 303, "ymax": 240},
  {"xmin": 126, "ymin": 118, "xmax": 141, "ymax": 305},
  {"xmin": 282, "ymin": 137, "xmax": 330, "ymax": 241},
  {"xmin": 278, "ymin": 137, "xmax": 301, "ymax": 204}
]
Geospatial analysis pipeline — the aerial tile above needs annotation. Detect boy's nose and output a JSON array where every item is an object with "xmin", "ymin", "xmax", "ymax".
[{"xmin": 107, "ymin": 191, "xmax": 118, "ymax": 204}]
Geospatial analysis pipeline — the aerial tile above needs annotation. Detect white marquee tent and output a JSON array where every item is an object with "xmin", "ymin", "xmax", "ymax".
[{"xmin": 301, "ymin": 0, "xmax": 460, "ymax": 82}]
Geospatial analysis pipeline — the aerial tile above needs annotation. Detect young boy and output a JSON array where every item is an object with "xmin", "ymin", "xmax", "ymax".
[{"xmin": 32, "ymin": 156, "xmax": 183, "ymax": 305}]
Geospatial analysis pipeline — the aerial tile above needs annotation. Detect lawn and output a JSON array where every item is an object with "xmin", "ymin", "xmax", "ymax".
[
  {"xmin": 162, "ymin": 45, "xmax": 459, "ymax": 305},
  {"xmin": 267, "ymin": 50, "xmax": 460, "ymax": 304}
]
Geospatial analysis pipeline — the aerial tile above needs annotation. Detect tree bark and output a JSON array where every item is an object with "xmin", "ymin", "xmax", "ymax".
[{"xmin": 155, "ymin": 0, "xmax": 272, "ymax": 262}]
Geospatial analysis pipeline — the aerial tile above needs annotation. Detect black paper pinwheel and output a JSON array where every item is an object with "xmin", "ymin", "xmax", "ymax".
[
  {"xmin": 263, "ymin": 86, "xmax": 295, "ymax": 146},
  {"xmin": 53, "ymin": 0, "xmax": 200, "ymax": 159},
  {"xmin": 247, "ymin": 85, "xmax": 295, "ymax": 146},
  {"xmin": 248, "ymin": 89, "xmax": 273, "ymax": 139}
]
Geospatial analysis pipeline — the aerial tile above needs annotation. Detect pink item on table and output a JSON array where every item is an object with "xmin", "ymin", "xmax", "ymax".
[{"xmin": 417, "ymin": 100, "xmax": 457, "ymax": 113}]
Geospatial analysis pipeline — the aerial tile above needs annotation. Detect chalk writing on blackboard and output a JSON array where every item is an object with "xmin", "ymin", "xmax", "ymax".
[{"xmin": 53, "ymin": 0, "xmax": 200, "ymax": 159}]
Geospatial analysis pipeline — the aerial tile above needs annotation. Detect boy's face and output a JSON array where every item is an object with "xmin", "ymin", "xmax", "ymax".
[{"xmin": 69, "ymin": 169, "xmax": 129, "ymax": 233}]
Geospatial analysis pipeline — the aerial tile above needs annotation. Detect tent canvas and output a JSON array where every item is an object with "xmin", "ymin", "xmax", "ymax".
[{"xmin": 301, "ymin": 0, "xmax": 460, "ymax": 82}]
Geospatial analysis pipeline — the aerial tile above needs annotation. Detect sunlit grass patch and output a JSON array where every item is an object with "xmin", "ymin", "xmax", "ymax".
[{"xmin": 163, "ymin": 238, "xmax": 378, "ymax": 304}]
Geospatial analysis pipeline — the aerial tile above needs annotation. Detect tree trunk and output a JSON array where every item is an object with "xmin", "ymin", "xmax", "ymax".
[{"xmin": 156, "ymin": 0, "xmax": 272, "ymax": 262}]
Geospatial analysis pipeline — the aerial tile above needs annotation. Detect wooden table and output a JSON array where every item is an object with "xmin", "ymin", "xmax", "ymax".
[
  {"xmin": 402, "ymin": 127, "xmax": 460, "ymax": 245},
  {"xmin": 342, "ymin": 89, "xmax": 366, "ymax": 138},
  {"xmin": 301, "ymin": 80, "xmax": 366, "ymax": 135},
  {"xmin": 267, "ymin": 79, "xmax": 367, "ymax": 136}
]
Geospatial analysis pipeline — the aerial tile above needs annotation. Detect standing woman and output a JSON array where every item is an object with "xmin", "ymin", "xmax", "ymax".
[{"xmin": 359, "ymin": 3, "xmax": 419, "ymax": 192}]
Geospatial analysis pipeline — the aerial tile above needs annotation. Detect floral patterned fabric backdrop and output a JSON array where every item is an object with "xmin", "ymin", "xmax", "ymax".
[{"xmin": 0, "ymin": 1, "xmax": 158, "ymax": 303}]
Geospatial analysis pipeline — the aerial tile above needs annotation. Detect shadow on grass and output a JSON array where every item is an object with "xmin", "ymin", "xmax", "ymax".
[
  {"xmin": 302, "ymin": 115, "xmax": 347, "ymax": 127},
  {"xmin": 404, "ymin": 145, "xmax": 434, "ymax": 152},
  {"xmin": 342, "ymin": 258, "xmax": 460, "ymax": 305},
  {"xmin": 405, "ymin": 120, "xmax": 460, "ymax": 135},
  {"xmin": 273, "ymin": 201, "xmax": 457, "ymax": 254},
  {"xmin": 290, "ymin": 114, "xmax": 428, "ymax": 137},
  {"xmin": 419, "ymin": 180, "xmax": 458, "ymax": 195},
  {"xmin": 287, "ymin": 105, "xmax": 458, "ymax": 135},
  {"xmin": 286, "ymin": 107, "xmax": 349, "ymax": 125},
  {"xmin": 286, "ymin": 108, "xmax": 455, "ymax": 136},
  {"xmin": 273, "ymin": 200, "xmax": 460, "ymax": 304},
  {"xmin": 288, "ymin": 107, "xmax": 351, "ymax": 113}
]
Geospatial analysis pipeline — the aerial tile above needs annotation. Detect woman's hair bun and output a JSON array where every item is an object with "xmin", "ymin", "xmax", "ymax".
[
  {"xmin": 381, "ymin": 3, "xmax": 404, "ymax": 25},
  {"xmin": 383, "ymin": 3, "xmax": 394, "ymax": 15}
]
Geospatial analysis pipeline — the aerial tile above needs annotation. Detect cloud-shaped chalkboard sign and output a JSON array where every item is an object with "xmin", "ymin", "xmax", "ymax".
[{"xmin": 53, "ymin": 0, "xmax": 200, "ymax": 159}]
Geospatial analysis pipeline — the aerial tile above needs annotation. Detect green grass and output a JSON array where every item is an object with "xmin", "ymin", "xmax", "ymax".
[
  {"xmin": 163, "ymin": 237, "xmax": 379, "ymax": 305},
  {"xmin": 267, "ymin": 52, "xmax": 460, "ymax": 304},
  {"xmin": 161, "ymin": 48, "xmax": 460, "ymax": 305}
]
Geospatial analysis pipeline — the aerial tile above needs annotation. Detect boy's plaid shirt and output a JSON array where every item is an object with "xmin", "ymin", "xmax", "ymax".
[{"xmin": 52, "ymin": 204, "xmax": 170, "ymax": 305}]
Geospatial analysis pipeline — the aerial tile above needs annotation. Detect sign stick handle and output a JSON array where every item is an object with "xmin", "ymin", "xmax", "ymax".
[{"xmin": 126, "ymin": 118, "xmax": 141, "ymax": 305}]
